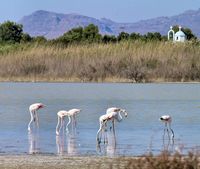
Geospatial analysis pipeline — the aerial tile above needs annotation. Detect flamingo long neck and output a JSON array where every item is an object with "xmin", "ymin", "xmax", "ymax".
[
  {"xmin": 56, "ymin": 116, "xmax": 62, "ymax": 135},
  {"xmin": 116, "ymin": 111, "xmax": 123, "ymax": 122}
]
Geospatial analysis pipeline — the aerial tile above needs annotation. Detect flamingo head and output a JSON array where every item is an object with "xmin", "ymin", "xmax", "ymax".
[
  {"xmin": 38, "ymin": 103, "xmax": 46, "ymax": 109},
  {"xmin": 76, "ymin": 109, "xmax": 81, "ymax": 114},
  {"xmin": 159, "ymin": 115, "xmax": 172, "ymax": 123},
  {"xmin": 121, "ymin": 109, "xmax": 128, "ymax": 117}
]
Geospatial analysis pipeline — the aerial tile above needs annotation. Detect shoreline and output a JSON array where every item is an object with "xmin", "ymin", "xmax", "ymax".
[
  {"xmin": 0, "ymin": 154, "xmax": 199, "ymax": 169},
  {"xmin": 0, "ymin": 78, "xmax": 200, "ymax": 84},
  {"xmin": 0, "ymin": 155, "xmax": 135, "ymax": 169}
]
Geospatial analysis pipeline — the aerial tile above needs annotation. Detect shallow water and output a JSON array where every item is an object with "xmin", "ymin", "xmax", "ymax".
[{"xmin": 0, "ymin": 82, "xmax": 200, "ymax": 156}]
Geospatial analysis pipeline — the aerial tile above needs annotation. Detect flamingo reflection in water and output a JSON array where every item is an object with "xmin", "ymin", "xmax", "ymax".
[
  {"xmin": 56, "ymin": 129, "xmax": 79, "ymax": 155},
  {"xmin": 97, "ymin": 129, "xmax": 117, "ymax": 157},
  {"xmin": 28, "ymin": 131, "xmax": 40, "ymax": 154},
  {"xmin": 96, "ymin": 107, "xmax": 128, "ymax": 145}
]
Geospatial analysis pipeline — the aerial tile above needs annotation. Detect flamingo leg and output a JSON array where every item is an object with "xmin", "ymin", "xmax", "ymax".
[
  {"xmin": 66, "ymin": 116, "xmax": 71, "ymax": 133},
  {"xmin": 166, "ymin": 128, "xmax": 170, "ymax": 139},
  {"xmin": 96, "ymin": 127, "xmax": 102, "ymax": 144},
  {"xmin": 74, "ymin": 115, "xmax": 77, "ymax": 132},
  {"xmin": 103, "ymin": 122, "xmax": 108, "ymax": 144},
  {"xmin": 163, "ymin": 123, "xmax": 167, "ymax": 139},
  {"xmin": 61, "ymin": 117, "xmax": 64, "ymax": 135},
  {"xmin": 28, "ymin": 111, "xmax": 34, "ymax": 131},
  {"xmin": 112, "ymin": 119, "xmax": 115, "ymax": 135},
  {"xmin": 169, "ymin": 123, "xmax": 175, "ymax": 139},
  {"xmin": 72, "ymin": 115, "xmax": 76, "ymax": 133},
  {"xmin": 35, "ymin": 111, "xmax": 39, "ymax": 128}
]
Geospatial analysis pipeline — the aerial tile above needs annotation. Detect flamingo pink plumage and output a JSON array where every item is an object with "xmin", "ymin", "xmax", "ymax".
[{"xmin": 28, "ymin": 103, "xmax": 45, "ymax": 131}]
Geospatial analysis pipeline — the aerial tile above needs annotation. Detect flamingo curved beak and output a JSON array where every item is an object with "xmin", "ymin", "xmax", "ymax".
[{"xmin": 125, "ymin": 112, "xmax": 128, "ymax": 117}]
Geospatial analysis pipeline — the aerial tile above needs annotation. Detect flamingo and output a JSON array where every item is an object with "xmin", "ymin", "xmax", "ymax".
[
  {"xmin": 106, "ymin": 107, "xmax": 128, "ymax": 132},
  {"xmin": 28, "ymin": 103, "xmax": 45, "ymax": 131},
  {"xmin": 96, "ymin": 108, "xmax": 128, "ymax": 144},
  {"xmin": 96, "ymin": 113, "xmax": 110, "ymax": 144},
  {"xmin": 56, "ymin": 109, "xmax": 81, "ymax": 135},
  {"xmin": 160, "ymin": 115, "xmax": 174, "ymax": 139}
]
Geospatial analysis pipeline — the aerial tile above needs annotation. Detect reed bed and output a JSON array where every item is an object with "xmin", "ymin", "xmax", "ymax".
[{"xmin": 0, "ymin": 41, "xmax": 200, "ymax": 82}]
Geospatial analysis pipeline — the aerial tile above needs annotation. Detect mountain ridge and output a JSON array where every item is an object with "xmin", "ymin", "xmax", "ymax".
[{"xmin": 19, "ymin": 9, "xmax": 200, "ymax": 39}]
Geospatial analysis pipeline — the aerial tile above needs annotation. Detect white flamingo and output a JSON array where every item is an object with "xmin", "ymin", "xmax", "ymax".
[
  {"xmin": 106, "ymin": 107, "xmax": 128, "ymax": 132},
  {"xmin": 28, "ymin": 103, "xmax": 45, "ymax": 131},
  {"xmin": 56, "ymin": 109, "xmax": 81, "ymax": 135},
  {"xmin": 160, "ymin": 115, "xmax": 174, "ymax": 139},
  {"xmin": 96, "ymin": 108, "xmax": 128, "ymax": 144}
]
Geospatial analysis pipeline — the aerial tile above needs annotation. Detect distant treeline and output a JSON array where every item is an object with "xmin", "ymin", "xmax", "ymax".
[{"xmin": 0, "ymin": 21, "xmax": 198, "ymax": 46}]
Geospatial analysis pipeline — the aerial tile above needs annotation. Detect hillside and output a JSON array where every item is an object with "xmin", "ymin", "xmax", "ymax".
[{"xmin": 19, "ymin": 9, "xmax": 200, "ymax": 39}]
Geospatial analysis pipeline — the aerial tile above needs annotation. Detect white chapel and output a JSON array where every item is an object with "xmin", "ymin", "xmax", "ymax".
[{"xmin": 168, "ymin": 26, "xmax": 186, "ymax": 42}]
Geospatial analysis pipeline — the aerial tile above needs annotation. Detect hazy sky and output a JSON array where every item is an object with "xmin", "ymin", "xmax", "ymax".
[{"xmin": 0, "ymin": 0, "xmax": 200, "ymax": 23}]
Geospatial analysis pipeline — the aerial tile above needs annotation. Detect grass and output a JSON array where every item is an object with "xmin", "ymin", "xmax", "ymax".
[{"xmin": 0, "ymin": 41, "xmax": 200, "ymax": 82}]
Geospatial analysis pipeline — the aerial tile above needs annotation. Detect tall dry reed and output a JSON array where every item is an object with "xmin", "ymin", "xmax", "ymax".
[{"xmin": 0, "ymin": 41, "xmax": 200, "ymax": 82}]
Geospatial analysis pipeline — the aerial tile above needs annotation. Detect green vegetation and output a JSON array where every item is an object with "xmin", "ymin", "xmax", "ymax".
[{"xmin": 0, "ymin": 21, "xmax": 200, "ymax": 82}]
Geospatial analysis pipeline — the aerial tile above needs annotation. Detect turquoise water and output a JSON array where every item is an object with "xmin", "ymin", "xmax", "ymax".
[{"xmin": 0, "ymin": 82, "xmax": 200, "ymax": 156}]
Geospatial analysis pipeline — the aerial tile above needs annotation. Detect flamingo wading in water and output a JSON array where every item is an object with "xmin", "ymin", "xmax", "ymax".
[
  {"xmin": 160, "ymin": 115, "xmax": 174, "ymax": 139},
  {"xmin": 56, "ymin": 109, "xmax": 81, "ymax": 135},
  {"xmin": 106, "ymin": 107, "xmax": 128, "ymax": 132},
  {"xmin": 28, "ymin": 103, "xmax": 45, "ymax": 131},
  {"xmin": 96, "ymin": 107, "xmax": 128, "ymax": 144}
]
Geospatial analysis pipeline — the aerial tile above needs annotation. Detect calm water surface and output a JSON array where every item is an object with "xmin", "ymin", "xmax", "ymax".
[{"xmin": 0, "ymin": 82, "xmax": 200, "ymax": 156}]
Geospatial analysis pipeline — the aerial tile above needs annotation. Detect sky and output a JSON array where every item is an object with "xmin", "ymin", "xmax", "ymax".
[{"xmin": 0, "ymin": 0, "xmax": 200, "ymax": 23}]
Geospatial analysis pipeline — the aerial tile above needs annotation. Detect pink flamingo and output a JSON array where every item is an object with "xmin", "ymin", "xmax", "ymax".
[
  {"xmin": 160, "ymin": 115, "xmax": 174, "ymax": 139},
  {"xmin": 96, "ymin": 107, "xmax": 128, "ymax": 144},
  {"xmin": 106, "ymin": 107, "xmax": 128, "ymax": 131},
  {"xmin": 28, "ymin": 103, "xmax": 45, "ymax": 131},
  {"xmin": 56, "ymin": 109, "xmax": 81, "ymax": 135}
]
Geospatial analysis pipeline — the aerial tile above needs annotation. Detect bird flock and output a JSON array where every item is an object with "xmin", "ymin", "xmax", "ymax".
[{"xmin": 28, "ymin": 103, "xmax": 174, "ymax": 145}]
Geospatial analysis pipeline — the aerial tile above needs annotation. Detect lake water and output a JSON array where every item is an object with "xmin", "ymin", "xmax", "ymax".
[{"xmin": 0, "ymin": 82, "xmax": 200, "ymax": 156}]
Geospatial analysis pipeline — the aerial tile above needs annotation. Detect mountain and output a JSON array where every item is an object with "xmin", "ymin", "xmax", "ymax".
[{"xmin": 19, "ymin": 9, "xmax": 200, "ymax": 39}]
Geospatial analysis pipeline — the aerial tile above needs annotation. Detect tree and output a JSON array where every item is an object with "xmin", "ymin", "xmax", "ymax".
[
  {"xmin": 21, "ymin": 33, "xmax": 32, "ymax": 43},
  {"xmin": 183, "ymin": 28, "xmax": 197, "ymax": 40},
  {"xmin": 102, "ymin": 35, "xmax": 117, "ymax": 43},
  {"xmin": 145, "ymin": 32, "xmax": 162, "ymax": 41},
  {"xmin": 82, "ymin": 24, "xmax": 101, "ymax": 43},
  {"xmin": 0, "ymin": 21, "xmax": 23, "ymax": 43},
  {"xmin": 59, "ymin": 27, "xmax": 83, "ymax": 44},
  {"xmin": 129, "ymin": 33, "xmax": 141, "ymax": 40},
  {"xmin": 117, "ymin": 32, "xmax": 129, "ymax": 41}
]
